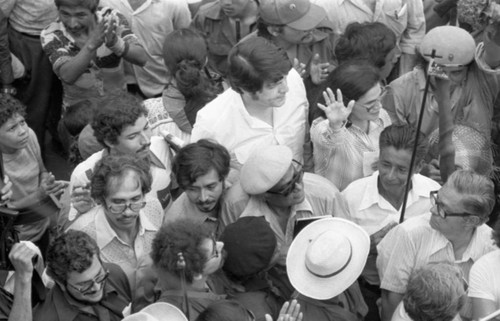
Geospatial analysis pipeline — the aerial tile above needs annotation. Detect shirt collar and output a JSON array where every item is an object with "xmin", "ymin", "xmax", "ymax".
[
  {"xmin": 358, "ymin": 172, "xmax": 432, "ymax": 211},
  {"xmin": 203, "ymin": 1, "xmax": 224, "ymax": 20},
  {"xmin": 95, "ymin": 206, "xmax": 158, "ymax": 249}
]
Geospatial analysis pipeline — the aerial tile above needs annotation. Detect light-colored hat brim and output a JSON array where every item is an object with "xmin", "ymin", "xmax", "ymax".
[
  {"xmin": 286, "ymin": 217, "xmax": 370, "ymax": 300},
  {"xmin": 287, "ymin": 3, "xmax": 326, "ymax": 31},
  {"xmin": 123, "ymin": 303, "xmax": 188, "ymax": 321}
]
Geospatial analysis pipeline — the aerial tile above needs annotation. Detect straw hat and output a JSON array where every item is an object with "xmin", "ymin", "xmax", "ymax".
[
  {"xmin": 287, "ymin": 217, "xmax": 370, "ymax": 300},
  {"xmin": 122, "ymin": 302, "xmax": 188, "ymax": 321}
]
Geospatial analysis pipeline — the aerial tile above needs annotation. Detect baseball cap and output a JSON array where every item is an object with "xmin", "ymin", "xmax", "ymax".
[{"xmin": 259, "ymin": 0, "xmax": 326, "ymax": 31}]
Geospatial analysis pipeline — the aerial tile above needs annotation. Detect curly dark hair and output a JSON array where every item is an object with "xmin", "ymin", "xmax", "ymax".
[
  {"xmin": 54, "ymin": 0, "xmax": 99, "ymax": 12},
  {"xmin": 173, "ymin": 139, "xmax": 230, "ymax": 190},
  {"xmin": 91, "ymin": 92, "xmax": 147, "ymax": 148},
  {"xmin": 90, "ymin": 154, "xmax": 152, "ymax": 204},
  {"xmin": 0, "ymin": 94, "xmax": 26, "ymax": 128},
  {"xmin": 46, "ymin": 230, "xmax": 99, "ymax": 284},
  {"xmin": 335, "ymin": 22, "xmax": 397, "ymax": 69},
  {"xmin": 151, "ymin": 218, "xmax": 213, "ymax": 283}
]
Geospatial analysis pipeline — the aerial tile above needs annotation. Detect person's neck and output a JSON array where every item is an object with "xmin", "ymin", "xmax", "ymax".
[
  {"xmin": 377, "ymin": 178, "xmax": 408, "ymax": 210},
  {"xmin": 241, "ymin": 94, "xmax": 274, "ymax": 125},
  {"xmin": 447, "ymin": 229, "xmax": 475, "ymax": 260},
  {"xmin": 107, "ymin": 217, "xmax": 140, "ymax": 246},
  {"xmin": 350, "ymin": 117, "xmax": 369, "ymax": 133},
  {"xmin": 190, "ymin": 274, "xmax": 209, "ymax": 291}
]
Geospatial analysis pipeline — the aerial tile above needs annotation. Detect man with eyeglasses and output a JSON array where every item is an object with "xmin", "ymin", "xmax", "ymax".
[
  {"xmin": 376, "ymin": 170, "xmax": 497, "ymax": 321},
  {"xmin": 34, "ymin": 230, "xmax": 131, "ymax": 321},
  {"xmin": 68, "ymin": 154, "xmax": 164, "ymax": 290},
  {"xmin": 220, "ymin": 145, "xmax": 348, "ymax": 297}
]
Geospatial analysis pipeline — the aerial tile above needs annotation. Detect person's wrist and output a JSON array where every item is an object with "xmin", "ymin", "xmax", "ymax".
[
  {"xmin": 328, "ymin": 119, "xmax": 345, "ymax": 130},
  {"xmin": 108, "ymin": 37, "xmax": 126, "ymax": 57},
  {"xmin": 0, "ymin": 85, "xmax": 17, "ymax": 95}
]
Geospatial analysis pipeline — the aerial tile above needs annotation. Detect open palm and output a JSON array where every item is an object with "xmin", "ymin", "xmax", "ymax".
[{"xmin": 317, "ymin": 88, "xmax": 355, "ymax": 129}]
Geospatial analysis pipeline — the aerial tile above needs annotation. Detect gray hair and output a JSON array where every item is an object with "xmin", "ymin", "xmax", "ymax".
[
  {"xmin": 404, "ymin": 262, "xmax": 466, "ymax": 321},
  {"xmin": 445, "ymin": 170, "xmax": 495, "ymax": 221}
]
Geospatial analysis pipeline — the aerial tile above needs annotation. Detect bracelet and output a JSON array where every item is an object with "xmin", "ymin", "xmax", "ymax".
[
  {"xmin": 109, "ymin": 37, "xmax": 126, "ymax": 57},
  {"xmin": 0, "ymin": 86, "xmax": 17, "ymax": 95}
]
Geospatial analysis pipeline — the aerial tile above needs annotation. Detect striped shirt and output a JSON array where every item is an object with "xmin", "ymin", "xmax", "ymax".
[
  {"xmin": 377, "ymin": 214, "xmax": 495, "ymax": 319},
  {"xmin": 311, "ymin": 109, "xmax": 391, "ymax": 191}
]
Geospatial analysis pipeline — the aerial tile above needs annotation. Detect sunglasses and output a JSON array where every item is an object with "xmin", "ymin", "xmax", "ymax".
[
  {"xmin": 267, "ymin": 160, "xmax": 304, "ymax": 197},
  {"xmin": 67, "ymin": 269, "xmax": 109, "ymax": 294},
  {"xmin": 429, "ymin": 191, "xmax": 475, "ymax": 219}
]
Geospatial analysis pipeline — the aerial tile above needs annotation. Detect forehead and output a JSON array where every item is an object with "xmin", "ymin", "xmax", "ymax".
[
  {"xmin": 379, "ymin": 146, "xmax": 412, "ymax": 165},
  {"xmin": 0, "ymin": 113, "xmax": 24, "ymax": 130},
  {"xmin": 437, "ymin": 186, "xmax": 464, "ymax": 210},
  {"xmin": 106, "ymin": 170, "xmax": 142, "ymax": 196},
  {"xmin": 58, "ymin": 5, "xmax": 92, "ymax": 14},
  {"xmin": 191, "ymin": 168, "xmax": 220, "ymax": 187},
  {"xmin": 66, "ymin": 254, "xmax": 101, "ymax": 283},
  {"xmin": 119, "ymin": 115, "xmax": 148, "ymax": 136}
]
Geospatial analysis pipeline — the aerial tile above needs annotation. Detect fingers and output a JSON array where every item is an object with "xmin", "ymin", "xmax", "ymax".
[
  {"xmin": 288, "ymin": 300, "xmax": 301, "ymax": 318},
  {"xmin": 1, "ymin": 176, "xmax": 12, "ymax": 204},
  {"xmin": 265, "ymin": 314, "xmax": 273, "ymax": 321},
  {"xmin": 279, "ymin": 301, "xmax": 290, "ymax": 315},
  {"xmin": 9, "ymin": 243, "xmax": 37, "ymax": 275}
]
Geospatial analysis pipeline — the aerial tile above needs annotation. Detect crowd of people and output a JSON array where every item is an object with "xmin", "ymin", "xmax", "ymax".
[{"xmin": 2, "ymin": 0, "xmax": 500, "ymax": 320}]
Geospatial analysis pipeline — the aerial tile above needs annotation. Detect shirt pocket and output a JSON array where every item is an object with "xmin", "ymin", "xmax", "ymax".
[{"xmin": 382, "ymin": 2, "xmax": 408, "ymax": 38}]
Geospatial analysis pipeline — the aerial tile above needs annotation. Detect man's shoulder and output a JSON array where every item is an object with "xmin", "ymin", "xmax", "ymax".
[
  {"xmin": 413, "ymin": 174, "xmax": 441, "ymax": 190},
  {"xmin": 71, "ymin": 150, "xmax": 104, "ymax": 182},
  {"xmin": 165, "ymin": 193, "xmax": 191, "ymax": 220},
  {"xmin": 196, "ymin": 89, "xmax": 240, "ymax": 121},
  {"xmin": 303, "ymin": 172, "xmax": 340, "ymax": 195}
]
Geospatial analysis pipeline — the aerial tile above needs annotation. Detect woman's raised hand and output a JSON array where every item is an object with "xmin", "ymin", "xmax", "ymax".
[{"xmin": 317, "ymin": 88, "xmax": 355, "ymax": 130}]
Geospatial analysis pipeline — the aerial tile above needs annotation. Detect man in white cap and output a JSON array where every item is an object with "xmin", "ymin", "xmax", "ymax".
[
  {"xmin": 287, "ymin": 217, "xmax": 370, "ymax": 321},
  {"xmin": 123, "ymin": 302, "xmax": 187, "ymax": 321},
  {"xmin": 255, "ymin": 0, "xmax": 337, "ymax": 85},
  {"xmin": 221, "ymin": 145, "xmax": 348, "ymax": 297}
]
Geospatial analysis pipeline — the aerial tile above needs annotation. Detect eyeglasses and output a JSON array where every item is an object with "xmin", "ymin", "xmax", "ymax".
[
  {"xmin": 429, "ymin": 191, "xmax": 473, "ymax": 219},
  {"xmin": 67, "ymin": 269, "xmax": 109, "ymax": 294},
  {"xmin": 267, "ymin": 160, "xmax": 304, "ymax": 197},
  {"xmin": 107, "ymin": 201, "xmax": 146, "ymax": 214},
  {"xmin": 358, "ymin": 85, "xmax": 386, "ymax": 113}
]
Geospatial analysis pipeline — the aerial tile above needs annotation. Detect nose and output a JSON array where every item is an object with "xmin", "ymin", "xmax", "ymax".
[
  {"xmin": 199, "ymin": 189, "xmax": 209, "ymax": 202},
  {"xmin": 140, "ymin": 130, "xmax": 151, "ymax": 145},
  {"xmin": 386, "ymin": 167, "xmax": 397, "ymax": 180},
  {"xmin": 68, "ymin": 17, "xmax": 79, "ymax": 29},
  {"xmin": 279, "ymin": 79, "xmax": 289, "ymax": 94}
]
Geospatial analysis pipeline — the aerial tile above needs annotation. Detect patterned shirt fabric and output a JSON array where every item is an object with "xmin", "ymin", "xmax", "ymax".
[
  {"xmin": 340, "ymin": 171, "xmax": 441, "ymax": 285},
  {"xmin": 67, "ymin": 196, "xmax": 164, "ymax": 290},
  {"xmin": 311, "ymin": 0, "xmax": 425, "ymax": 55},
  {"xmin": 377, "ymin": 214, "xmax": 496, "ymax": 320},
  {"xmin": 40, "ymin": 7, "xmax": 140, "ymax": 108},
  {"xmin": 220, "ymin": 173, "xmax": 349, "ymax": 266},
  {"xmin": 0, "ymin": 0, "xmax": 58, "ymax": 36},
  {"xmin": 99, "ymin": 0, "xmax": 191, "ymax": 97},
  {"xmin": 191, "ymin": 68, "xmax": 309, "ymax": 168},
  {"xmin": 143, "ymin": 89, "xmax": 192, "ymax": 144},
  {"xmin": 311, "ymin": 109, "xmax": 391, "ymax": 191}
]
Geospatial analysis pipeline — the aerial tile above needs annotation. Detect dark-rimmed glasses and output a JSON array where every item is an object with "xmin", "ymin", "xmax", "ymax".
[
  {"xmin": 107, "ymin": 201, "xmax": 146, "ymax": 214},
  {"xmin": 66, "ymin": 269, "xmax": 110, "ymax": 294},
  {"xmin": 267, "ymin": 160, "xmax": 304, "ymax": 197},
  {"xmin": 429, "ymin": 191, "xmax": 473, "ymax": 219}
]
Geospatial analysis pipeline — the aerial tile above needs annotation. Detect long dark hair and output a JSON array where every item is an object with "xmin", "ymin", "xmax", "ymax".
[{"xmin": 163, "ymin": 28, "xmax": 221, "ymax": 126}]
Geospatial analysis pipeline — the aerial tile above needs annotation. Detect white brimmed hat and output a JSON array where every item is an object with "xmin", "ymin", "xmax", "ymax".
[
  {"xmin": 122, "ymin": 303, "xmax": 188, "ymax": 321},
  {"xmin": 287, "ymin": 217, "xmax": 370, "ymax": 300}
]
